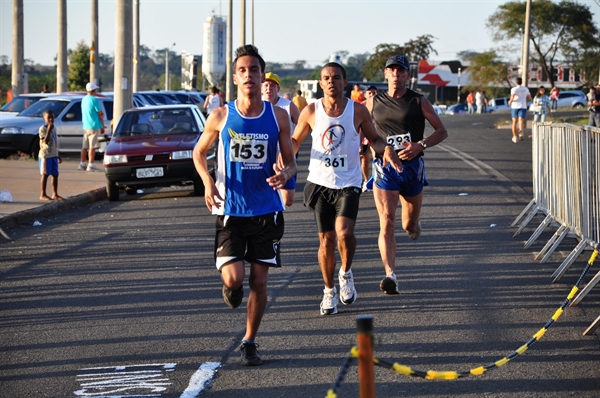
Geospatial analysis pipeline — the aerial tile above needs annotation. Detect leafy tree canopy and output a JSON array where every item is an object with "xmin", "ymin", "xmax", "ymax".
[
  {"xmin": 488, "ymin": 0, "xmax": 600, "ymax": 86},
  {"xmin": 67, "ymin": 41, "xmax": 90, "ymax": 91},
  {"xmin": 463, "ymin": 51, "xmax": 510, "ymax": 98},
  {"xmin": 362, "ymin": 35, "xmax": 438, "ymax": 80}
]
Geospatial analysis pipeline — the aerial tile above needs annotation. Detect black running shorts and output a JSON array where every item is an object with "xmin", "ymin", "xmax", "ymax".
[{"xmin": 214, "ymin": 212, "xmax": 284, "ymax": 270}]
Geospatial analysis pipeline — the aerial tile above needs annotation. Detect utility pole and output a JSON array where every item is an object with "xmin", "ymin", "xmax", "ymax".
[
  {"xmin": 240, "ymin": 0, "xmax": 246, "ymax": 45},
  {"xmin": 11, "ymin": 0, "xmax": 24, "ymax": 96},
  {"xmin": 226, "ymin": 0, "xmax": 233, "ymax": 102},
  {"xmin": 90, "ymin": 0, "xmax": 99, "ymax": 87},
  {"xmin": 164, "ymin": 43, "xmax": 175, "ymax": 91},
  {"xmin": 133, "ymin": 0, "xmax": 140, "ymax": 92},
  {"xmin": 113, "ymin": 0, "xmax": 133, "ymax": 127},
  {"xmin": 251, "ymin": 0, "xmax": 254, "ymax": 45},
  {"xmin": 521, "ymin": 0, "xmax": 532, "ymax": 85},
  {"xmin": 57, "ymin": 0, "xmax": 67, "ymax": 93}
]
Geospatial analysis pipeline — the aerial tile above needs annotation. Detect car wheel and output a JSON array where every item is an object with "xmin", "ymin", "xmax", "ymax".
[
  {"xmin": 106, "ymin": 178, "xmax": 119, "ymax": 201},
  {"xmin": 193, "ymin": 174, "xmax": 205, "ymax": 196},
  {"xmin": 29, "ymin": 138, "xmax": 40, "ymax": 160},
  {"xmin": 573, "ymin": 103, "xmax": 585, "ymax": 109}
]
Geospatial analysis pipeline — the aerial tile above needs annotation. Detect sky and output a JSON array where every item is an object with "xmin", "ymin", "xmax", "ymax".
[{"xmin": 1, "ymin": 0, "xmax": 599, "ymax": 68}]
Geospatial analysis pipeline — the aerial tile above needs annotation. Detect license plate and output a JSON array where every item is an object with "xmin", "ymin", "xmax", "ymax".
[{"xmin": 136, "ymin": 167, "xmax": 164, "ymax": 178}]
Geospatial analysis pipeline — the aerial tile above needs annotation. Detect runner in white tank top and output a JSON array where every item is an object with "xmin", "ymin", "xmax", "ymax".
[
  {"xmin": 290, "ymin": 62, "xmax": 402, "ymax": 316},
  {"xmin": 307, "ymin": 98, "xmax": 362, "ymax": 189}
]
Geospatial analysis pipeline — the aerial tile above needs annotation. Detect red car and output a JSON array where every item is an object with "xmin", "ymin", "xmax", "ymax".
[{"xmin": 103, "ymin": 105, "xmax": 214, "ymax": 201}]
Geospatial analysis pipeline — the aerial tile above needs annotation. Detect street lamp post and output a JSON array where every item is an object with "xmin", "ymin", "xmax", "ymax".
[
  {"xmin": 165, "ymin": 43, "xmax": 175, "ymax": 90},
  {"xmin": 457, "ymin": 67, "xmax": 461, "ymax": 103}
]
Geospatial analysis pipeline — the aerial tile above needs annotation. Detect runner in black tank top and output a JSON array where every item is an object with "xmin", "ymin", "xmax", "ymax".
[{"xmin": 366, "ymin": 54, "xmax": 449, "ymax": 295}]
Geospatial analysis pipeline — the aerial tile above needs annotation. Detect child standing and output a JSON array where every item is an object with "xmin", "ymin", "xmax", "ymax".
[{"xmin": 38, "ymin": 110, "xmax": 63, "ymax": 201}]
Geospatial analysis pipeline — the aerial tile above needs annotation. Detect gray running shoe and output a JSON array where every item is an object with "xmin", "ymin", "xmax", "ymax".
[
  {"xmin": 339, "ymin": 270, "xmax": 357, "ymax": 305},
  {"xmin": 86, "ymin": 164, "xmax": 100, "ymax": 172},
  {"xmin": 380, "ymin": 274, "xmax": 399, "ymax": 295},
  {"xmin": 240, "ymin": 342, "xmax": 262, "ymax": 366},
  {"xmin": 222, "ymin": 284, "xmax": 243, "ymax": 308},
  {"xmin": 408, "ymin": 221, "xmax": 422, "ymax": 240},
  {"xmin": 320, "ymin": 288, "xmax": 339, "ymax": 315}
]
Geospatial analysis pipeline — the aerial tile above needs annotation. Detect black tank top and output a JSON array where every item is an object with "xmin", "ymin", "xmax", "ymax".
[{"xmin": 372, "ymin": 89, "xmax": 425, "ymax": 143}]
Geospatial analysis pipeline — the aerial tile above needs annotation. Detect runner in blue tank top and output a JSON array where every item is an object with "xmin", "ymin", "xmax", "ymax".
[{"xmin": 193, "ymin": 45, "xmax": 296, "ymax": 366}]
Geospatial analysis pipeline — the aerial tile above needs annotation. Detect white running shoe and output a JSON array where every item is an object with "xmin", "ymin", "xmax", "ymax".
[
  {"xmin": 86, "ymin": 164, "xmax": 100, "ymax": 172},
  {"xmin": 320, "ymin": 287, "xmax": 339, "ymax": 315},
  {"xmin": 78, "ymin": 163, "xmax": 87, "ymax": 171},
  {"xmin": 339, "ymin": 269, "xmax": 357, "ymax": 305},
  {"xmin": 511, "ymin": 136, "xmax": 518, "ymax": 144}
]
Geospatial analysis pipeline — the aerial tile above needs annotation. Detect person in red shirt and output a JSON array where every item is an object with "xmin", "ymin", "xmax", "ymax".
[{"xmin": 466, "ymin": 91, "xmax": 475, "ymax": 114}]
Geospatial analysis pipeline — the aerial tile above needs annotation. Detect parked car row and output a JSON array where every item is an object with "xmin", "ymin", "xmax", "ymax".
[
  {"xmin": 0, "ymin": 90, "xmax": 210, "ymax": 159},
  {"xmin": 444, "ymin": 90, "xmax": 587, "ymax": 115}
]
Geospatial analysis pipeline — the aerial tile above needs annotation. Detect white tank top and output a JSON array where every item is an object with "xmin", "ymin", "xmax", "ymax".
[
  {"xmin": 307, "ymin": 98, "xmax": 362, "ymax": 189},
  {"xmin": 275, "ymin": 96, "xmax": 295, "ymax": 134}
]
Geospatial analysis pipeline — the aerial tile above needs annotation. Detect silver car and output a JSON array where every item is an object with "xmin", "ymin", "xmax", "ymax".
[{"xmin": 0, "ymin": 95, "xmax": 113, "ymax": 158}]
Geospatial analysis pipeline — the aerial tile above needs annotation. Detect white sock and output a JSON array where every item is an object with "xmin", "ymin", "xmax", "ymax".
[
  {"xmin": 387, "ymin": 272, "xmax": 397, "ymax": 280},
  {"xmin": 339, "ymin": 269, "xmax": 352, "ymax": 277},
  {"xmin": 324, "ymin": 286, "xmax": 336, "ymax": 294}
]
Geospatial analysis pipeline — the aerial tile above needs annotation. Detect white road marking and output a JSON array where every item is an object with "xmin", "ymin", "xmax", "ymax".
[
  {"xmin": 75, "ymin": 363, "xmax": 175, "ymax": 397},
  {"xmin": 179, "ymin": 362, "xmax": 221, "ymax": 398}
]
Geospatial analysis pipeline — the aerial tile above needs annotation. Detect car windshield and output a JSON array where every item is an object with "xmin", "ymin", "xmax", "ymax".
[
  {"xmin": 0, "ymin": 96, "xmax": 43, "ymax": 113},
  {"xmin": 114, "ymin": 108, "xmax": 201, "ymax": 137},
  {"xmin": 17, "ymin": 99, "xmax": 69, "ymax": 118}
]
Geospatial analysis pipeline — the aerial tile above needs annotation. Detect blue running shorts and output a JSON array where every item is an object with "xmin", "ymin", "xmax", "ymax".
[{"xmin": 374, "ymin": 156, "xmax": 427, "ymax": 197}]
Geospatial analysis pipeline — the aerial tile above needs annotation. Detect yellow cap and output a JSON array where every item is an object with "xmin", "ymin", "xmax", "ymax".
[{"xmin": 264, "ymin": 72, "xmax": 280, "ymax": 86}]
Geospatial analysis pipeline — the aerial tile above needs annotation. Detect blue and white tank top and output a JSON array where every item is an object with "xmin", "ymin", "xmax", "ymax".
[
  {"xmin": 214, "ymin": 100, "xmax": 284, "ymax": 216},
  {"xmin": 307, "ymin": 98, "xmax": 362, "ymax": 189}
]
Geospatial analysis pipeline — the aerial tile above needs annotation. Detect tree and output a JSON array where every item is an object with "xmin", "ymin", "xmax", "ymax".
[
  {"xmin": 362, "ymin": 43, "xmax": 404, "ymax": 80},
  {"xmin": 464, "ymin": 51, "xmax": 510, "ymax": 98},
  {"xmin": 67, "ymin": 41, "xmax": 90, "ymax": 91},
  {"xmin": 362, "ymin": 35, "xmax": 438, "ymax": 80},
  {"xmin": 488, "ymin": 0, "xmax": 600, "ymax": 87}
]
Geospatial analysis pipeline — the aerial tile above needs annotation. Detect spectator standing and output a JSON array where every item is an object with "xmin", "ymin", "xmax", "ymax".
[
  {"xmin": 79, "ymin": 82, "xmax": 105, "ymax": 171},
  {"xmin": 292, "ymin": 90, "xmax": 308, "ymax": 113},
  {"xmin": 262, "ymin": 72, "xmax": 301, "ymax": 207},
  {"xmin": 481, "ymin": 91, "xmax": 488, "ymax": 113},
  {"xmin": 203, "ymin": 86, "xmax": 222, "ymax": 116},
  {"xmin": 550, "ymin": 86, "xmax": 560, "ymax": 111},
  {"xmin": 41, "ymin": 84, "xmax": 50, "ymax": 93},
  {"xmin": 350, "ymin": 83, "xmax": 365, "ymax": 103},
  {"xmin": 532, "ymin": 86, "xmax": 552, "ymax": 123},
  {"xmin": 466, "ymin": 91, "xmax": 475, "ymax": 114},
  {"xmin": 475, "ymin": 90, "xmax": 484, "ymax": 114},
  {"xmin": 508, "ymin": 77, "xmax": 532, "ymax": 143},
  {"xmin": 38, "ymin": 110, "xmax": 63, "ymax": 201},
  {"xmin": 366, "ymin": 54, "xmax": 449, "ymax": 294},
  {"xmin": 587, "ymin": 86, "xmax": 600, "ymax": 127},
  {"xmin": 291, "ymin": 62, "xmax": 401, "ymax": 315},
  {"xmin": 192, "ymin": 45, "xmax": 296, "ymax": 366}
]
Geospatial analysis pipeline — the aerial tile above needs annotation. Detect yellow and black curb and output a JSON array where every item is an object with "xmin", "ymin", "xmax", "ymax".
[{"xmin": 326, "ymin": 249, "xmax": 598, "ymax": 398}]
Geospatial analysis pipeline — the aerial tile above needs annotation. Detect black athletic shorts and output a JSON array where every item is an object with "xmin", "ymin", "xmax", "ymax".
[
  {"xmin": 303, "ymin": 181, "xmax": 361, "ymax": 233},
  {"xmin": 214, "ymin": 212, "xmax": 284, "ymax": 270}
]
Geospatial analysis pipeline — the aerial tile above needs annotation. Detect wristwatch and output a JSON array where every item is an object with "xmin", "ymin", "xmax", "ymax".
[{"xmin": 418, "ymin": 140, "xmax": 427, "ymax": 150}]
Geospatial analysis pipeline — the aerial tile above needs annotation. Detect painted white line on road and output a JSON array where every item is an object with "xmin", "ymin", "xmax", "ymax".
[
  {"xmin": 75, "ymin": 363, "xmax": 175, "ymax": 397},
  {"xmin": 179, "ymin": 362, "xmax": 221, "ymax": 398}
]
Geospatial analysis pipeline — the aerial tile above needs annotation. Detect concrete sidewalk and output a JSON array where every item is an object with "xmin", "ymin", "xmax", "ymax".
[{"xmin": 0, "ymin": 157, "xmax": 107, "ymax": 228}]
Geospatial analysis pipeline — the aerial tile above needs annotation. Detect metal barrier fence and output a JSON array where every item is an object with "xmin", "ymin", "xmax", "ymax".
[{"xmin": 512, "ymin": 122, "xmax": 600, "ymax": 333}]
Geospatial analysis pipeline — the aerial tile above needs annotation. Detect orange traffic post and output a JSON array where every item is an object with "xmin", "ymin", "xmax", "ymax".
[{"xmin": 357, "ymin": 315, "xmax": 375, "ymax": 398}]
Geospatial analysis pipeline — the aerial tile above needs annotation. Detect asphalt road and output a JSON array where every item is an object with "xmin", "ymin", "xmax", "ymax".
[{"xmin": 1, "ymin": 112, "xmax": 599, "ymax": 398}]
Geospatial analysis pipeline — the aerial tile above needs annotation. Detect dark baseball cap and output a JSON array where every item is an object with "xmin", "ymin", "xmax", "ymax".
[{"xmin": 385, "ymin": 55, "xmax": 409, "ymax": 70}]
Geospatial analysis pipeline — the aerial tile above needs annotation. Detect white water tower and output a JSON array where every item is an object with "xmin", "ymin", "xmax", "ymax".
[{"xmin": 202, "ymin": 15, "xmax": 226, "ymax": 89}]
